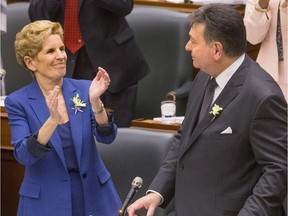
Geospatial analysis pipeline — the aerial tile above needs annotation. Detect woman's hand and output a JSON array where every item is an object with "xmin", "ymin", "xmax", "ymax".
[
  {"xmin": 258, "ymin": 0, "xmax": 270, "ymax": 9},
  {"xmin": 89, "ymin": 67, "xmax": 110, "ymax": 103},
  {"xmin": 89, "ymin": 67, "xmax": 110, "ymax": 125},
  {"xmin": 46, "ymin": 85, "xmax": 61, "ymax": 123},
  {"xmin": 281, "ymin": 0, "xmax": 288, "ymax": 8}
]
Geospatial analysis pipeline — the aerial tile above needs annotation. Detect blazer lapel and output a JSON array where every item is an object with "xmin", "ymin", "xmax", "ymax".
[
  {"xmin": 28, "ymin": 80, "xmax": 67, "ymax": 166},
  {"xmin": 62, "ymin": 79, "xmax": 83, "ymax": 165}
]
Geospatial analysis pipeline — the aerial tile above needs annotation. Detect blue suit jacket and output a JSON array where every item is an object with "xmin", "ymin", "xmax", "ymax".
[
  {"xmin": 149, "ymin": 55, "xmax": 287, "ymax": 216},
  {"xmin": 5, "ymin": 78, "xmax": 121, "ymax": 216}
]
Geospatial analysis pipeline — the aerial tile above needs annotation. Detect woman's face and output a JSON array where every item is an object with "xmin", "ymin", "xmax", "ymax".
[{"xmin": 29, "ymin": 34, "xmax": 67, "ymax": 81}]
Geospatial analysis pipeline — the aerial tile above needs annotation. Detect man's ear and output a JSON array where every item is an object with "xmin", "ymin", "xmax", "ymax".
[
  {"xmin": 213, "ymin": 42, "xmax": 223, "ymax": 60},
  {"xmin": 24, "ymin": 56, "xmax": 36, "ymax": 72}
]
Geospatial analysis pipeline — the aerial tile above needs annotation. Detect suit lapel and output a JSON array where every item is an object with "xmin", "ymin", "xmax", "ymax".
[
  {"xmin": 78, "ymin": 0, "xmax": 84, "ymax": 11},
  {"xmin": 181, "ymin": 56, "xmax": 248, "ymax": 155},
  {"xmin": 181, "ymin": 75, "xmax": 209, "ymax": 141}
]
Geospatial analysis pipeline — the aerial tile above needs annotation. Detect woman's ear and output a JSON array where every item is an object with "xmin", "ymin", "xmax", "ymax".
[{"xmin": 24, "ymin": 56, "xmax": 36, "ymax": 72}]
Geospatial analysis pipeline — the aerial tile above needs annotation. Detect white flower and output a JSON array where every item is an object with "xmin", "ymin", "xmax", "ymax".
[
  {"xmin": 209, "ymin": 103, "xmax": 223, "ymax": 120},
  {"xmin": 71, "ymin": 94, "xmax": 86, "ymax": 114}
]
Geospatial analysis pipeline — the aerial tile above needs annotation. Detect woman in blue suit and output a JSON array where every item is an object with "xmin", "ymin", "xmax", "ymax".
[{"xmin": 4, "ymin": 20, "xmax": 121, "ymax": 216}]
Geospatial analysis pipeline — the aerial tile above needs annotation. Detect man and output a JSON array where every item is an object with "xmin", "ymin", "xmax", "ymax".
[
  {"xmin": 127, "ymin": 4, "xmax": 287, "ymax": 216},
  {"xmin": 29, "ymin": 0, "xmax": 150, "ymax": 127}
]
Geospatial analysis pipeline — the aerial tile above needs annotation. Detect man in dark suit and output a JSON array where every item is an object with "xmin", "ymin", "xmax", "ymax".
[
  {"xmin": 28, "ymin": 0, "xmax": 150, "ymax": 127},
  {"xmin": 127, "ymin": 4, "xmax": 287, "ymax": 216}
]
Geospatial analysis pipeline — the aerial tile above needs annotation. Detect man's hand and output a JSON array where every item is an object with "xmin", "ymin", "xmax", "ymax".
[{"xmin": 127, "ymin": 193, "xmax": 162, "ymax": 216}]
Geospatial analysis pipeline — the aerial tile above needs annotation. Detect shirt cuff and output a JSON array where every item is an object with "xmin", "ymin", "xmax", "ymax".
[
  {"xmin": 146, "ymin": 190, "xmax": 164, "ymax": 206},
  {"xmin": 255, "ymin": 4, "xmax": 270, "ymax": 19},
  {"xmin": 96, "ymin": 113, "xmax": 115, "ymax": 136},
  {"xmin": 27, "ymin": 132, "xmax": 52, "ymax": 158}
]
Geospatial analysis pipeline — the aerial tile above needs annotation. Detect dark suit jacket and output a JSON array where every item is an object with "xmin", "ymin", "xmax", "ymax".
[
  {"xmin": 28, "ymin": 0, "xmax": 150, "ymax": 93},
  {"xmin": 4, "ymin": 79, "xmax": 122, "ymax": 216},
  {"xmin": 149, "ymin": 55, "xmax": 287, "ymax": 216}
]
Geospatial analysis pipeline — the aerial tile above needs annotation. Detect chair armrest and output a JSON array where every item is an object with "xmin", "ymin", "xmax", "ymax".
[{"xmin": 165, "ymin": 81, "xmax": 193, "ymax": 101}]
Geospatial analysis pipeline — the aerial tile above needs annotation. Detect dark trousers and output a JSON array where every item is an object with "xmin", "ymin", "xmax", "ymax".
[{"xmin": 66, "ymin": 47, "xmax": 137, "ymax": 127}]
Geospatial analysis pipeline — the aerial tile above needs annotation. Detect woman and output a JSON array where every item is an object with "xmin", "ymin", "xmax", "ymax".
[
  {"xmin": 4, "ymin": 20, "xmax": 121, "ymax": 216},
  {"xmin": 244, "ymin": 0, "xmax": 287, "ymax": 100}
]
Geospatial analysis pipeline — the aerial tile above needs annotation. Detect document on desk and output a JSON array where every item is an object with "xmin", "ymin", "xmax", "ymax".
[
  {"xmin": 191, "ymin": 0, "xmax": 246, "ymax": 4},
  {"xmin": 153, "ymin": 116, "xmax": 184, "ymax": 124},
  {"xmin": 0, "ymin": 96, "xmax": 6, "ymax": 107}
]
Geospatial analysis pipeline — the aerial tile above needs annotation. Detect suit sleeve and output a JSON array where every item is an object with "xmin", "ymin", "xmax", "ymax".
[
  {"xmin": 29, "ymin": 0, "xmax": 133, "ymax": 21},
  {"xmin": 4, "ymin": 96, "xmax": 51, "ymax": 166},
  {"xmin": 29, "ymin": 0, "xmax": 64, "ymax": 21},
  {"xmin": 239, "ymin": 93, "xmax": 287, "ymax": 215},
  {"xmin": 93, "ymin": 0, "xmax": 133, "ymax": 16}
]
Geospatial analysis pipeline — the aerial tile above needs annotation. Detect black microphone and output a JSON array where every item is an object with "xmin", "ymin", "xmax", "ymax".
[{"xmin": 119, "ymin": 176, "xmax": 143, "ymax": 216}]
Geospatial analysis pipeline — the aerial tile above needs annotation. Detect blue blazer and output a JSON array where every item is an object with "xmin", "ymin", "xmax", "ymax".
[{"xmin": 5, "ymin": 78, "xmax": 122, "ymax": 216}]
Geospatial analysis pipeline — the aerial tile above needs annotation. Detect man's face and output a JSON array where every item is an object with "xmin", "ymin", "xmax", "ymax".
[{"xmin": 185, "ymin": 23, "xmax": 215, "ymax": 73}]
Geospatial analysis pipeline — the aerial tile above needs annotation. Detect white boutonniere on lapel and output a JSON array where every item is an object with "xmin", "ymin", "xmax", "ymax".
[
  {"xmin": 209, "ymin": 103, "xmax": 223, "ymax": 121},
  {"xmin": 71, "ymin": 94, "xmax": 86, "ymax": 114}
]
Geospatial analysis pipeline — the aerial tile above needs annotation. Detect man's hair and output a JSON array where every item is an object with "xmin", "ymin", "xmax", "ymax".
[{"xmin": 187, "ymin": 3, "xmax": 247, "ymax": 57}]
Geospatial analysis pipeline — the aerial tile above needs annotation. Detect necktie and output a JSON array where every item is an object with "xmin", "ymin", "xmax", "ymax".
[
  {"xmin": 64, "ymin": 0, "xmax": 84, "ymax": 54},
  {"xmin": 198, "ymin": 78, "xmax": 217, "ymax": 121}
]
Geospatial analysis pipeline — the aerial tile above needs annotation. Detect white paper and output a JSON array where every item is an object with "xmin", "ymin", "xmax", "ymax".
[
  {"xmin": 153, "ymin": 116, "xmax": 184, "ymax": 124},
  {"xmin": 0, "ymin": 96, "xmax": 6, "ymax": 107}
]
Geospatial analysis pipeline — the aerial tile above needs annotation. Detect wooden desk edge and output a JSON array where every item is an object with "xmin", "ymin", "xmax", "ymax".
[{"xmin": 131, "ymin": 118, "xmax": 181, "ymax": 131}]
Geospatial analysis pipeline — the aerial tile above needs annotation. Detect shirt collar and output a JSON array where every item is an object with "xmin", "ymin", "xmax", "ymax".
[{"xmin": 215, "ymin": 54, "xmax": 245, "ymax": 90}]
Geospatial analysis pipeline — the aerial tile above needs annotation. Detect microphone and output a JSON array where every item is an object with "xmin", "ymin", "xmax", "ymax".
[
  {"xmin": 119, "ymin": 176, "xmax": 143, "ymax": 216},
  {"xmin": 0, "ymin": 69, "xmax": 6, "ymax": 96},
  {"xmin": 0, "ymin": 69, "xmax": 6, "ymax": 79}
]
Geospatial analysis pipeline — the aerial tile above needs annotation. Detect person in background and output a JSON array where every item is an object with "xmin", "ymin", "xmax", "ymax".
[
  {"xmin": 0, "ymin": 0, "xmax": 7, "ymax": 96},
  {"xmin": 4, "ymin": 20, "xmax": 121, "ymax": 216},
  {"xmin": 127, "ymin": 4, "xmax": 287, "ymax": 216},
  {"xmin": 28, "ymin": 0, "xmax": 150, "ymax": 127},
  {"xmin": 244, "ymin": 0, "xmax": 287, "ymax": 100}
]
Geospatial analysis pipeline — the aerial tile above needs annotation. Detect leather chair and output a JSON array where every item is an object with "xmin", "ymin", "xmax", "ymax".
[
  {"xmin": 96, "ymin": 128, "xmax": 175, "ymax": 216},
  {"xmin": 1, "ymin": 2, "xmax": 33, "ymax": 95},
  {"xmin": 126, "ymin": 6, "xmax": 194, "ymax": 119}
]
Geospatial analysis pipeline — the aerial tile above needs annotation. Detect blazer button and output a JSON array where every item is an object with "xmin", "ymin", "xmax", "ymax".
[
  {"xmin": 179, "ymin": 163, "xmax": 184, "ymax": 170},
  {"xmin": 82, "ymin": 173, "xmax": 87, "ymax": 179}
]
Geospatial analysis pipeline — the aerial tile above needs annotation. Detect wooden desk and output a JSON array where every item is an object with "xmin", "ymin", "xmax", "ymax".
[
  {"xmin": 135, "ymin": 0, "xmax": 245, "ymax": 13},
  {"xmin": 1, "ymin": 106, "xmax": 24, "ymax": 216},
  {"xmin": 1, "ymin": 106, "xmax": 11, "ymax": 148},
  {"xmin": 131, "ymin": 118, "xmax": 181, "ymax": 132}
]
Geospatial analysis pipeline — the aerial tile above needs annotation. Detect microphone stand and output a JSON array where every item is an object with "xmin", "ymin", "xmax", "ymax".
[{"xmin": 119, "ymin": 177, "xmax": 143, "ymax": 216}]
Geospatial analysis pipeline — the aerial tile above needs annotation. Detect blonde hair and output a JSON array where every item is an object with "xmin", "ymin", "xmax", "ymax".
[{"xmin": 15, "ymin": 20, "xmax": 64, "ymax": 69}]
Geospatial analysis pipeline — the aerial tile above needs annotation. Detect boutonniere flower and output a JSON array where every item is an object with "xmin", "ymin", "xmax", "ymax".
[
  {"xmin": 209, "ymin": 103, "xmax": 223, "ymax": 120},
  {"xmin": 71, "ymin": 94, "xmax": 86, "ymax": 114}
]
